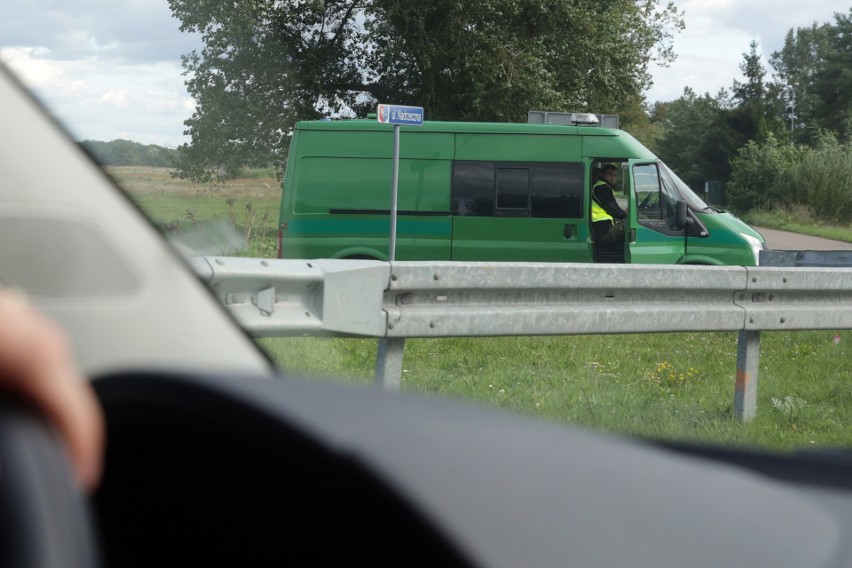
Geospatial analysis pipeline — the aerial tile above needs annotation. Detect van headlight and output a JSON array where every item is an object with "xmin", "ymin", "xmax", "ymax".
[{"xmin": 740, "ymin": 233, "xmax": 764, "ymax": 265}]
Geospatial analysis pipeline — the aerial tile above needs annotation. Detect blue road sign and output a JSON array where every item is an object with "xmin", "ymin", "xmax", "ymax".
[{"xmin": 377, "ymin": 104, "xmax": 424, "ymax": 126}]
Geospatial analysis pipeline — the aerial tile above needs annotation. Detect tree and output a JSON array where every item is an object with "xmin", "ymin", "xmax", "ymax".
[
  {"xmin": 729, "ymin": 41, "xmax": 786, "ymax": 144},
  {"xmin": 620, "ymin": 97, "xmax": 666, "ymax": 155},
  {"xmin": 660, "ymin": 41, "xmax": 789, "ymax": 199},
  {"xmin": 771, "ymin": 10, "xmax": 852, "ymax": 144},
  {"xmin": 79, "ymin": 140, "xmax": 179, "ymax": 167},
  {"xmin": 168, "ymin": 0, "xmax": 684, "ymax": 181},
  {"xmin": 653, "ymin": 87, "xmax": 732, "ymax": 190},
  {"xmin": 810, "ymin": 9, "xmax": 852, "ymax": 140},
  {"xmin": 770, "ymin": 22, "xmax": 832, "ymax": 140}
]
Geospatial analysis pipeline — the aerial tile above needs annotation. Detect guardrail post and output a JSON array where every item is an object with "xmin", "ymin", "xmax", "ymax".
[
  {"xmin": 375, "ymin": 337, "xmax": 405, "ymax": 392},
  {"xmin": 734, "ymin": 330, "xmax": 761, "ymax": 422}
]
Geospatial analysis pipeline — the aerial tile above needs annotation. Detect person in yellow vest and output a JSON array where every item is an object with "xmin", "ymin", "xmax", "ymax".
[{"xmin": 591, "ymin": 164, "xmax": 628, "ymax": 262}]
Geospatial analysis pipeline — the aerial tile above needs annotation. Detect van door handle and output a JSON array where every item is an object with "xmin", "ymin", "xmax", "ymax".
[
  {"xmin": 629, "ymin": 228, "xmax": 637, "ymax": 243},
  {"xmin": 563, "ymin": 225, "xmax": 574, "ymax": 238}
]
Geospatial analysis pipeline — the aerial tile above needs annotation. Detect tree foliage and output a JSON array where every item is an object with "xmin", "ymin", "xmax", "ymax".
[
  {"xmin": 79, "ymin": 139, "xmax": 178, "ymax": 167},
  {"xmin": 771, "ymin": 9, "xmax": 852, "ymax": 143},
  {"xmin": 769, "ymin": 21, "xmax": 832, "ymax": 141},
  {"xmin": 727, "ymin": 133, "xmax": 852, "ymax": 221},
  {"xmin": 168, "ymin": 0, "xmax": 683, "ymax": 180},
  {"xmin": 726, "ymin": 134, "xmax": 804, "ymax": 212},
  {"xmin": 652, "ymin": 87, "xmax": 731, "ymax": 190},
  {"xmin": 654, "ymin": 37, "xmax": 809, "ymax": 200},
  {"xmin": 650, "ymin": 11, "xmax": 852, "ymax": 211},
  {"xmin": 809, "ymin": 9, "xmax": 852, "ymax": 140},
  {"xmin": 730, "ymin": 41, "xmax": 787, "ymax": 143}
]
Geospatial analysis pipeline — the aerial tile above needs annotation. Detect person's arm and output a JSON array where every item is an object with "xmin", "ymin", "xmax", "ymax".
[{"xmin": 0, "ymin": 289, "xmax": 104, "ymax": 491}]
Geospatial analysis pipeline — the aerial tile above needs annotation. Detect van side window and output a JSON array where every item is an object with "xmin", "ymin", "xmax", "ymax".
[
  {"xmin": 453, "ymin": 161, "xmax": 583, "ymax": 218},
  {"xmin": 496, "ymin": 168, "xmax": 530, "ymax": 215},
  {"xmin": 453, "ymin": 161, "xmax": 495, "ymax": 216},
  {"xmin": 531, "ymin": 163, "xmax": 583, "ymax": 218},
  {"xmin": 634, "ymin": 164, "xmax": 662, "ymax": 220},
  {"xmin": 634, "ymin": 163, "xmax": 680, "ymax": 222}
]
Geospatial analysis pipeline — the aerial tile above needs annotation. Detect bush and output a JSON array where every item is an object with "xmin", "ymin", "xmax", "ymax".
[
  {"xmin": 726, "ymin": 134, "xmax": 803, "ymax": 212},
  {"xmin": 727, "ymin": 132, "xmax": 852, "ymax": 222},
  {"xmin": 784, "ymin": 134, "xmax": 852, "ymax": 222}
]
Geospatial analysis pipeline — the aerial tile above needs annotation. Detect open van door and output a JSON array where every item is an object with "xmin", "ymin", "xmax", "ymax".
[{"xmin": 626, "ymin": 160, "xmax": 687, "ymax": 264}]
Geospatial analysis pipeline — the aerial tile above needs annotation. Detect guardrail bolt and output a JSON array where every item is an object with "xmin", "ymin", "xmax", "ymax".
[
  {"xmin": 783, "ymin": 277, "xmax": 788, "ymax": 283},
  {"xmin": 752, "ymin": 277, "xmax": 757, "ymax": 283},
  {"xmin": 429, "ymin": 321, "xmax": 437, "ymax": 328},
  {"xmin": 749, "ymin": 317, "xmax": 754, "ymax": 323},
  {"xmin": 780, "ymin": 317, "xmax": 786, "ymax": 324},
  {"xmin": 433, "ymin": 273, "xmax": 441, "ymax": 281},
  {"xmin": 768, "ymin": 294, "xmax": 774, "ymax": 301},
  {"xmin": 391, "ymin": 273, "xmax": 398, "ymax": 282},
  {"xmin": 215, "ymin": 258, "xmax": 225, "ymax": 266},
  {"xmin": 261, "ymin": 260, "xmax": 269, "ymax": 267},
  {"xmin": 388, "ymin": 321, "xmax": 395, "ymax": 329}
]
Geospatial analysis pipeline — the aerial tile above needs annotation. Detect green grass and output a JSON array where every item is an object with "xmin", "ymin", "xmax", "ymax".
[
  {"xmin": 111, "ymin": 166, "xmax": 281, "ymax": 258},
  {"xmin": 259, "ymin": 331, "xmax": 852, "ymax": 452},
  {"xmin": 742, "ymin": 207, "xmax": 852, "ymax": 244},
  {"xmin": 118, "ymin": 167, "xmax": 852, "ymax": 453}
]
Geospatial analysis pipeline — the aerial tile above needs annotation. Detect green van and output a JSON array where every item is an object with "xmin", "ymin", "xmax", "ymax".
[{"xmin": 277, "ymin": 113, "xmax": 765, "ymax": 265}]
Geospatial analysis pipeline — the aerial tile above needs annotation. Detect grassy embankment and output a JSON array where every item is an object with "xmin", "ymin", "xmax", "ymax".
[
  {"xmin": 743, "ymin": 207, "xmax": 852, "ymax": 244},
  {"xmin": 115, "ymin": 166, "xmax": 852, "ymax": 452}
]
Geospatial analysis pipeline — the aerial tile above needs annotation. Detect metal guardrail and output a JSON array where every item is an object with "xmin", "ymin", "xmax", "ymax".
[
  {"xmin": 190, "ymin": 257, "xmax": 389, "ymax": 337},
  {"xmin": 191, "ymin": 257, "xmax": 852, "ymax": 422}
]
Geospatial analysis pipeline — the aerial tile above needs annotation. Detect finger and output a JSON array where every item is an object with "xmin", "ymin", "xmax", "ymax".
[
  {"xmin": 0, "ymin": 290, "xmax": 105, "ymax": 491},
  {"xmin": 35, "ymin": 365, "xmax": 105, "ymax": 491}
]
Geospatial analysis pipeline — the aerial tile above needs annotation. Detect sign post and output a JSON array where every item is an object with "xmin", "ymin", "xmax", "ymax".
[
  {"xmin": 377, "ymin": 104, "xmax": 423, "ymax": 261},
  {"xmin": 376, "ymin": 104, "xmax": 423, "ymax": 392}
]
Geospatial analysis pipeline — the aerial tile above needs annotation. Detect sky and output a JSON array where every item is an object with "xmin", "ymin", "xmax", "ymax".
[{"xmin": 1, "ymin": 0, "xmax": 847, "ymax": 147}]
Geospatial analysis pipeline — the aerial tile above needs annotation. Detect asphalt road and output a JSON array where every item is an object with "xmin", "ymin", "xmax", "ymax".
[{"xmin": 754, "ymin": 227, "xmax": 852, "ymax": 251}]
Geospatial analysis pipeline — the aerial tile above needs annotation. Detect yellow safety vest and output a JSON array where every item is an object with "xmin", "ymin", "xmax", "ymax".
[{"xmin": 591, "ymin": 180, "xmax": 613, "ymax": 223}]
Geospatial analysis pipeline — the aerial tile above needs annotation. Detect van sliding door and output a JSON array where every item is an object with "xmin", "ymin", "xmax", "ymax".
[{"xmin": 451, "ymin": 161, "xmax": 589, "ymax": 262}]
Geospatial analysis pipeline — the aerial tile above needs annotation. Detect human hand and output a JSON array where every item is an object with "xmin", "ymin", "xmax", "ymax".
[{"xmin": 0, "ymin": 289, "xmax": 104, "ymax": 492}]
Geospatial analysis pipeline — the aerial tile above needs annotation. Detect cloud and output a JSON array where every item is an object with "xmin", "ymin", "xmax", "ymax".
[
  {"xmin": 696, "ymin": 0, "xmax": 845, "ymax": 49},
  {"xmin": 2, "ymin": 45, "xmax": 194, "ymax": 146},
  {"xmin": 646, "ymin": 0, "xmax": 845, "ymax": 103},
  {"xmin": 1, "ymin": 0, "xmax": 201, "ymax": 146},
  {"xmin": 99, "ymin": 90, "xmax": 129, "ymax": 108},
  {"xmin": 1, "ymin": 0, "xmax": 201, "ymax": 63},
  {"xmin": 0, "ymin": 47, "xmax": 63, "ymax": 88}
]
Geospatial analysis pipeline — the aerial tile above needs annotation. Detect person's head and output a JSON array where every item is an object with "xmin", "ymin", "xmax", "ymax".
[{"xmin": 601, "ymin": 164, "xmax": 618, "ymax": 185}]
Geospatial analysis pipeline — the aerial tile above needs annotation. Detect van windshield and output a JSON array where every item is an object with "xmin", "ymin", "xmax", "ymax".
[{"xmin": 659, "ymin": 162, "xmax": 710, "ymax": 211}]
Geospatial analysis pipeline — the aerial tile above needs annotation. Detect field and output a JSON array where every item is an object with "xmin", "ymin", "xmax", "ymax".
[
  {"xmin": 116, "ymin": 166, "xmax": 852, "ymax": 452},
  {"xmin": 110, "ymin": 166, "xmax": 281, "ymax": 258}
]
